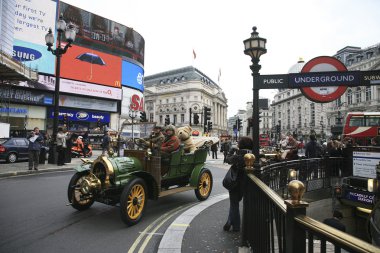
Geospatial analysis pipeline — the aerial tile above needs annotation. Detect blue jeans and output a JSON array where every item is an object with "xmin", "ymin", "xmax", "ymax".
[{"xmin": 227, "ymin": 191, "xmax": 241, "ymax": 230}]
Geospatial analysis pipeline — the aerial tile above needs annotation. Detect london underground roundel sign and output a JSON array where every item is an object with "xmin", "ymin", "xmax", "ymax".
[{"xmin": 300, "ymin": 56, "xmax": 348, "ymax": 103}]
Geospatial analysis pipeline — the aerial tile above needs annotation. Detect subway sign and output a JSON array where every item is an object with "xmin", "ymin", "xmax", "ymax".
[
  {"xmin": 344, "ymin": 189, "xmax": 375, "ymax": 205},
  {"xmin": 258, "ymin": 70, "xmax": 380, "ymax": 89}
]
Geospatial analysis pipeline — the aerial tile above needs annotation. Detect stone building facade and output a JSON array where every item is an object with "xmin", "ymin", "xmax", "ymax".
[{"xmin": 144, "ymin": 66, "xmax": 228, "ymax": 136}]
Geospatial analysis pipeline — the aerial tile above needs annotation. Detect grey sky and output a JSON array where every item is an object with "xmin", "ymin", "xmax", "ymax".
[{"xmin": 62, "ymin": 0, "xmax": 380, "ymax": 116}]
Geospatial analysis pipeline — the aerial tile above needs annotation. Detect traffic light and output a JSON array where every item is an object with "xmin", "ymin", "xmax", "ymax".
[
  {"xmin": 97, "ymin": 118, "xmax": 101, "ymax": 127},
  {"xmin": 63, "ymin": 114, "xmax": 68, "ymax": 126},
  {"xmin": 194, "ymin": 113, "xmax": 199, "ymax": 125},
  {"xmin": 276, "ymin": 125, "xmax": 280, "ymax": 133},
  {"xmin": 140, "ymin": 111, "xmax": 147, "ymax": 122},
  {"xmin": 259, "ymin": 111, "xmax": 262, "ymax": 122},
  {"xmin": 165, "ymin": 115, "xmax": 170, "ymax": 125},
  {"xmin": 203, "ymin": 106, "xmax": 211, "ymax": 127},
  {"xmin": 207, "ymin": 121, "xmax": 213, "ymax": 131},
  {"xmin": 237, "ymin": 118, "xmax": 242, "ymax": 131}
]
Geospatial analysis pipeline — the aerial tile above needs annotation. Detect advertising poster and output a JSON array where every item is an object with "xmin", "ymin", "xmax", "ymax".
[
  {"xmin": 13, "ymin": 0, "xmax": 58, "ymax": 74},
  {"xmin": 121, "ymin": 60, "xmax": 144, "ymax": 92},
  {"xmin": 48, "ymin": 108, "xmax": 110, "ymax": 123},
  {"xmin": 60, "ymin": 44, "xmax": 122, "ymax": 87},
  {"xmin": 121, "ymin": 87, "xmax": 144, "ymax": 118},
  {"xmin": 352, "ymin": 151, "xmax": 380, "ymax": 178},
  {"xmin": 59, "ymin": 2, "xmax": 145, "ymax": 65},
  {"xmin": 59, "ymin": 95, "xmax": 118, "ymax": 112}
]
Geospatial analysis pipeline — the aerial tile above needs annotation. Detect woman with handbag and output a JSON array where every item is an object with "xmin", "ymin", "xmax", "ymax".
[{"xmin": 223, "ymin": 136, "xmax": 253, "ymax": 232}]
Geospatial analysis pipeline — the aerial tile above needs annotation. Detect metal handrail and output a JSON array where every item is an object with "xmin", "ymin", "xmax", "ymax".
[{"xmin": 295, "ymin": 215, "xmax": 378, "ymax": 253}]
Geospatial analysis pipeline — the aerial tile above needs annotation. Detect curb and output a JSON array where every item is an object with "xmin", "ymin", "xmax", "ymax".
[
  {"xmin": 158, "ymin": 193, "xmax": 229, "ymax": 253},
  {"xmin": 0, "ymin": 167, "xmax": 74, "ymax": 178}
]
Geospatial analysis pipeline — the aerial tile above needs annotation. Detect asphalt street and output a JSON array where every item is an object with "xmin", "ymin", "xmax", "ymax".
[{"xmin": 0, "ymin": 150, "xmax": 243, "ymax": 253}]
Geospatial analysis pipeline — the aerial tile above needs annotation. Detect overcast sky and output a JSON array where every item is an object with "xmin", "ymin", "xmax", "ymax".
[{"xmin": 63, "ymin": 0, "xmax": 380, "ymax": 117}]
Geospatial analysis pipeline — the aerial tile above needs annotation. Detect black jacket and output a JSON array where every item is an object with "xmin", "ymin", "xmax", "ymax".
[{"xmin": 226, "ymin": 149, "xmax": 251, "ymax": 200}]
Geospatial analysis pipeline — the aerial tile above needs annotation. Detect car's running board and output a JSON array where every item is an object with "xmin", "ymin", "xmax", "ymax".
[{"xmin": 159, "ymin": 186, "xmax": 196, "ymax": 198}]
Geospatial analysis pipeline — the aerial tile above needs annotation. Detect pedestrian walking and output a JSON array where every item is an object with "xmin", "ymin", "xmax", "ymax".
[
  {"xmin": 56, "ymin": 127, "xmax": 68, "ymax": 166},
  {"xmin": 102, "ymin": 130, "xmax": 112, "ymax": 156},
  {"xmin": 223, "ymin": 136, "xmax": 253, "ymax": 232},
  {"xmin": 211, "ymin": 142, "xmax": 218, "ymax": 159},
  {"xmin": 305, "ymin": 135, "xmax": 322, "ymax": 158},
  {"xmin": 27, "ymin": 127, "xmax": 43, "ymax": 171}
]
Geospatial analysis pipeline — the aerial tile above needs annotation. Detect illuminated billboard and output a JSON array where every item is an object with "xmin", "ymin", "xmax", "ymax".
[
  {"xmin": 121, "ymin": 60, "xmax": 144, "ymax": 92},
  {"xmin": 59, "ymin": 2, "xmax": 145, "ymax": 65},
  {"xmin": 60, "ymin": 44, "xmax": 122, "ymax": 87},
  {"xmin": 13, "ymin": 0, "xmax": 58, "ymax": 74}
]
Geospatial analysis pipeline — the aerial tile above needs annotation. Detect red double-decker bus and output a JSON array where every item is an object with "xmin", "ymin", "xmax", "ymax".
[
  {"xmin": 259, "ymin": 133, "xmax": 270, "ymax": 147},
  {"xmin": 343, "ymin": 112, "xmax": 380, "ymax": 146}
]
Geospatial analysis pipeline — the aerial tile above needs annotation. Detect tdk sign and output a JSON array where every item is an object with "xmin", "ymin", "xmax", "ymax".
[{"xmin": 13, "ymin": 46, "xmax": 42, "ymax": 61}]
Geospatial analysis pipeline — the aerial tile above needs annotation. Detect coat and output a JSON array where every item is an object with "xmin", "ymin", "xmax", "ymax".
[{"xmin": 226, "ymin": 149, "xmax": 251, "ymax": 200}]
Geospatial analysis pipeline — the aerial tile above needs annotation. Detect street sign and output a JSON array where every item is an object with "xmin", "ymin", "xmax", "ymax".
[
  {"xmin": 288, "ymin": 71, "xmax": 360, "ymax": 88},
  {"xmin": 258, "ymin": 74, "xmax": 288, "ymax": 89},
  {"xmin": 300, "ymin": 56, "xmax": 348, "ymax": 103},
  {"xmin": 361, "ymin": 70, "xmax": 380, "ymax": 85}
]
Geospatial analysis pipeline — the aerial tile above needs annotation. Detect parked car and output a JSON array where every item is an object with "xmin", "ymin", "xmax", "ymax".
[{"xmin": 0, "ymin": 137, "xmax": 49, "ymax": 163}]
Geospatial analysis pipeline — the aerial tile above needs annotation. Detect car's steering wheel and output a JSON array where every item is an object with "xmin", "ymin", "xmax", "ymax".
[{"xmin": 134, "ymin": 138, "xmax": 149, "ymax": 149}]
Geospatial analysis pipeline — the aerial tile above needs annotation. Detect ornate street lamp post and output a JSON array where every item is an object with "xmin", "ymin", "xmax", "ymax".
[
  {"xmin": 45, "ymin": 14, "xmax": 76, "ymax": 163},
  {"xmin": 129, "ymin": 110, "xmax": 138, "ymax": 148},
  {"xmin": 243, "ymin": 26, "xmax": 267, "ymax": 164}
]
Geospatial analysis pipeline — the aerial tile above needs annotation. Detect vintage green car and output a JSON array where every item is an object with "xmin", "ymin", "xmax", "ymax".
[{"xmin": 67, "ymin": 144, "xmax": 213, "ymax": 226}]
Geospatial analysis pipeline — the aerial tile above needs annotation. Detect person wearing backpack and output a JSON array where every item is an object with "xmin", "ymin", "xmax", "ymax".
[{"xmin": 223, "ymin": 136, "xmax": 253, "ymax": 232}]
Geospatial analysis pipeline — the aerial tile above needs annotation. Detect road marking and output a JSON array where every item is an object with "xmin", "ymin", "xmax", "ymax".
[
  {"xmin": 138, "ymin": 232, "xmax": 164, "ymax": 236},
  {"xmin": 158, "ymin": 193, "xmax": 229, "ymax": 252},
  {"xmin": 137, "ymin": 206, "xmax": 188, "ymax": 253},
  {"xmin": 128, "ymin": 204, "xmax": 193, "ymax": 253},
  {"xmin": 171, "ymin": 223, "xmax": 190, "ymax": 227}
]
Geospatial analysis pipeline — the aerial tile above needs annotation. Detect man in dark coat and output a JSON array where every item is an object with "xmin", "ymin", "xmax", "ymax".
[
  {"xmin": 305, "ymin": 135, "xmax": 322, "ymax": 158},
  {"xmin": 27, "ymin": 127, "xmax": 44, "ymax": 170}
]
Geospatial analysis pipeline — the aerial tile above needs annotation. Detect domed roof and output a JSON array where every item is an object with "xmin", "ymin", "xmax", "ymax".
[{"xmin": 288, "ymin": 58, "xmax": 305, "ymax": 73}]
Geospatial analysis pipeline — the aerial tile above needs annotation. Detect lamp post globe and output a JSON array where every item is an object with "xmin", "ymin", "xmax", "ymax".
[
  {"xmin": 45, "ymin": 14, "xmax": 76, "ymax": 164},
  {"xmin": 243, "ymin": 26, "xmax": 267, "ymax": 165}
]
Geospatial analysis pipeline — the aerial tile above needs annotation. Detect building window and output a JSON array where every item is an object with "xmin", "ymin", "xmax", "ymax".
[
  {"xmin": 194, "ymin": 96, "xmax": 198, "ymax": 100},
  {"xmin": 173, "ymin": 98, "xmax": 176, "ymax": 103},
  {"xmin": 347, "ymin": 89, "xmax": 352, "ymax": 105},
  {"xmin": 181, "ymin": 97, "xmax": 184, "ymax": 102},
  {"xmin": 173, "ymin": 115, "xmax": 177, "ymax": 125},
  {"xmin": 159, "ymin": 115, "xmax": 163, "ymax": 124},
  {"xmin": 166, "ymin": 99, "xmax": 169, "ymax": 103},
  {"xmin": 365, "ymin": 86, "xmax": 371, "ymax": 101},
  {"xmin": 298, "ymin": 106, "xmax": 301, "ymax": 127},
  {"xmin": 310, "ymin": 103, "xmax": 315, "ymax": 126},
  {"xmin": 355, "ymin": 87, "xmax": 362, "ymax": 103},
  {"xmin": 181, "ymin": 114, "xmax": 184, "ymax": 123},
  {"xmin": 149, "ymin": 113, "xmax": 154, "ymax": 122},
  {"xmin": 159, "ymin": 100, "xmax": 162, "ymax": 104}
]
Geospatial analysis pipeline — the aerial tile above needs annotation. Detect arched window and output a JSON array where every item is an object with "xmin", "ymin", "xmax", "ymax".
[
  {"xmin": 347, "ymin": 89, "xmax": 352, "ymax": 105},
  {"xmin": 355, "ymin": 87, "xmax": 362, "ymax": 103}
]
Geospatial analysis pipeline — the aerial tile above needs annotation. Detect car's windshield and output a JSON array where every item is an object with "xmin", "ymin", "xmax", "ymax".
[{"xmin": 0, "ymin": 138, "xmax": 9, "ymax": 144}]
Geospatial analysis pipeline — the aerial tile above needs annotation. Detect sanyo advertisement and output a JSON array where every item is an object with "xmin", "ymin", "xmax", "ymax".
[{"xmin": 13, "ymin": 0, "xmax": 57, "ymax": 74}]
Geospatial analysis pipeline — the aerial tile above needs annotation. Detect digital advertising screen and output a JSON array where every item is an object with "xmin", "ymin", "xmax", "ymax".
[
  {"xmin": 121, "ymin": 60, "xmax": 144, "ymax": 92},
  {"xmin": 59, "ymin": 2, "xmax": 145, "ymax": 65},
  {"xmin": 60, "ymin": 44, "xmax": 122, "ymax": 88},
  {"xmin": 13, "ymin": 0, "xmax": 58, "ymax": 74}
]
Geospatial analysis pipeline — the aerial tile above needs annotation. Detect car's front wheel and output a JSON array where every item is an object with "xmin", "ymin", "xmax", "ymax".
[
  {"xmin": 195, "ymin": 168, "xmax": 213, "ymax": 201},
  {"xmin": 120, "ymin": 178, "xmax": 147, "ymax": 226},
  {"xmin": 67, "ymin": 172, "xmax": 95, "ymax": 211},
  {"xmin": 7, "ymin": 152, "xmax": 17, "ymax": 163}
]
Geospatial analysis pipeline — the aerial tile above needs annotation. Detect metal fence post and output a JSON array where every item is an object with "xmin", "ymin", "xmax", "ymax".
[{"xmin": 284, "ymin": 180, "xmax": 309, "ymax": 253}]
